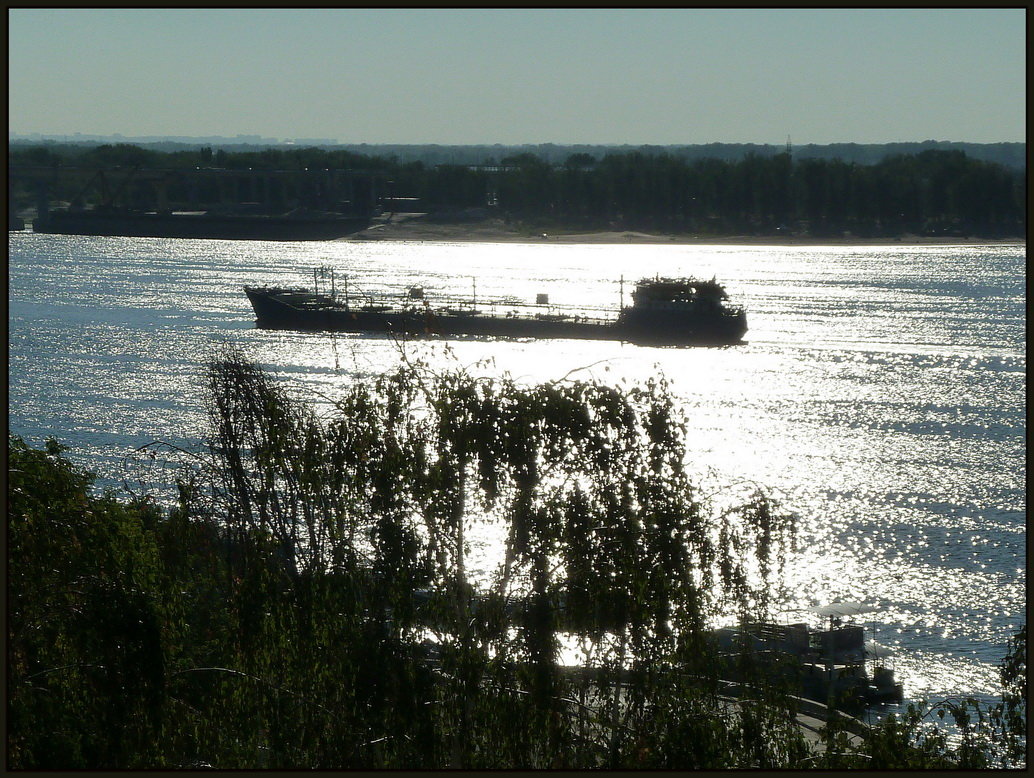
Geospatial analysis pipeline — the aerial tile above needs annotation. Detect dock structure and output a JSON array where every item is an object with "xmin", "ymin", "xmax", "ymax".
[{"xmin": 714, "ymin": 684, "xmax": 869, "ymax": 753}]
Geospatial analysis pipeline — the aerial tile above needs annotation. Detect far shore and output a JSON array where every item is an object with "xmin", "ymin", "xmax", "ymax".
[{"xmin": 346, "ymin": 216, "xmax": 1025, "ymax": 246}]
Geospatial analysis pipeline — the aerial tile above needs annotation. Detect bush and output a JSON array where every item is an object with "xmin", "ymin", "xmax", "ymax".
[{"xmin": 6, "ymin": 349, "xmax": 1026, "ymax": 768}]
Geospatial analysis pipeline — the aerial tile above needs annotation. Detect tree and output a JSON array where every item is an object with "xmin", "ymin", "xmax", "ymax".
[{"xmin": 6, "ymin": 350, "xmax": 1027, "ymax": 768}]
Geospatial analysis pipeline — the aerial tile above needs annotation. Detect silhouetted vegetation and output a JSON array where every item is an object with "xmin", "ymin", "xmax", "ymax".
[
  {"xmin": 10, "ymin": 138, "xmax": 1026, "ymax": 169},
  {"xmin": 7, "ymin": 349, "xmax": 1026, "ymax": 768},
  {"xmin": 10, "ymin": 143, "xmax": 1024, "ymax": 238},
  {"xmin": 472, "ymin": 149, "xmax": 1023, "ymax": 238}
]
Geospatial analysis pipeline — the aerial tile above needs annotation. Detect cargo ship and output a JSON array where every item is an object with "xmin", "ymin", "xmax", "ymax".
[
  {"xmin": 32, "ymin": 207, "xmax": 371, "ymax": 241},
  {"xmin": 244, "ymin": 275, "xmax": 748, "ymax": 346}
]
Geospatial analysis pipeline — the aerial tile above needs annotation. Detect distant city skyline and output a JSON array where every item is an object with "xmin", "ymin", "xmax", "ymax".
[{"xmin": 8, "ymin": 9, "xmax": 1026, "ymax": 145}]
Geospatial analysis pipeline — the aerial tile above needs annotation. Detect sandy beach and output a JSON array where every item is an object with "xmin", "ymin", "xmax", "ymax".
[{"xmin": 346, "ymin": 214, "xmax": 1024, "ymax": 246}]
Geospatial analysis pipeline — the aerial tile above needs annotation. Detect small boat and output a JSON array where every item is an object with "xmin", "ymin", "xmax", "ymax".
[
  {"xmin": 713, "ymin": 602, "xmax": 904, "ymax": 709},
  {"xmin": 244, "ymin": 274, "xmax": 748, "ymax": 347}
]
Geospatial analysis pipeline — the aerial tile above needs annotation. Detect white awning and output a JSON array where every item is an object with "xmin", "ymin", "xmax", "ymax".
[{"xmin": 808, "ymin": 601, "xmax": 877, "ymax": 618}]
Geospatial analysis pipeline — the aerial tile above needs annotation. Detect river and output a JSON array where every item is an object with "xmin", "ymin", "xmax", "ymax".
[{"xmin": 8, "ymin": 231, "xmax": 1025, "ymax": 718}]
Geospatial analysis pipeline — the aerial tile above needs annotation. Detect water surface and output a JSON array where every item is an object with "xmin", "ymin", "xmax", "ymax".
[{"xmin": 8, "ymin": 232, "xmax": 1025, "ymax": 717}]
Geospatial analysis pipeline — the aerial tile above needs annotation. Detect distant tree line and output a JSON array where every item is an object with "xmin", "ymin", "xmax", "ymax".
[
  {"xmin": 391, "ymin": 148, "xmax": 1024, "ymax": 238},
  {"xmin": 10, "ymin": 138, "xmax": 1026, "ymax": 169},
  {"xmin": 10, "ymin": 143, "xmax": 1025, "ymax": 238},
  {"xmin": 9, "ymin": 142, "xmax": 390, "ymax": 175},
  {"xmin": 329, "ymin": 140, "xmax": 1026, "ymax": 171}
]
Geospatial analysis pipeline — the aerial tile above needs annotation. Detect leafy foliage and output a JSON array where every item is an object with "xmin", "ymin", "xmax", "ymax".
[
  {"xmin": 6, "ymin": 350, "xmax": 1026, "ymax": 768},
  {"xmin": 8, "ymin": 437, "xmax": 169, "ymax": 767}
]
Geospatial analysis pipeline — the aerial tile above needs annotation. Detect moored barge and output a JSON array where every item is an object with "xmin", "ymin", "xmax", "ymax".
[
  {"xmin": 244, "ymin": 275, "xmax": 748, "ymax": 346},
  {"xmin": 713, "ymin": 602, "xmax": 905, "ymax": 709},
  {"xmin": 33, "ymin": 208, "xmax": 371, "ymax": 241}
]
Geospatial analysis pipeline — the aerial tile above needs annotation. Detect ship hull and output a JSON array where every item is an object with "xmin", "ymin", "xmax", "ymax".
[
  {"xmin": 33, "ymin": 211, "xmax": 370, "ymax": 241},
  {"xmin": 245, "ymin": 287, "xmax": 747, "ymax": 347}
]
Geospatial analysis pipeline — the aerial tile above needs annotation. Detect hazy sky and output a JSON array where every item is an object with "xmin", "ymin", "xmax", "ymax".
[{"xmin": 8, "ymin": 8, "xmax": 1026, "ymax": 144}]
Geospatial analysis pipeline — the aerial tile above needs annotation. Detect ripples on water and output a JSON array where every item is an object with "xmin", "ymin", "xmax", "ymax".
[{"xmin": 8, "ymin": 233, "xmax": 1025, "ymax": 716}]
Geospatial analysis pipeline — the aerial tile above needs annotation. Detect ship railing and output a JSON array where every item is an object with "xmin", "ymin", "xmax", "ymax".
[
  {"xmin": 255, "ymin": 282, "xmax": 744, "ymax": 325},
  {"xmin": 341, "ymin": 290, "xmax": 623, "ymax": 322}
]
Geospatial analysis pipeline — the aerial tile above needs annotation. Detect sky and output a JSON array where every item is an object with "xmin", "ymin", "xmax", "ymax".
[{"xmin": 7, "ymin": 8, "xmax": 1026, "ymax": 145}]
